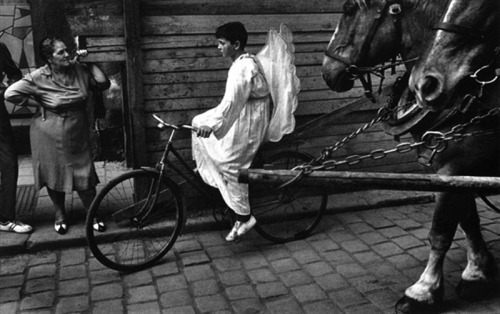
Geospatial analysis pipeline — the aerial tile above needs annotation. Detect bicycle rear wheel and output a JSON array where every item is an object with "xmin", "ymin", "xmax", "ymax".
[
  {"xmin": 250, "ymin": 151, "xmax": 327, "ymax": 243},
  {"xmin": 86, "ymin": 169, "xmax": 184, "ymax": 272}
]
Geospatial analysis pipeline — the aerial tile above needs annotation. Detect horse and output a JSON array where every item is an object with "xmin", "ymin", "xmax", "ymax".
[
  {"xmin": 410, "ymin": 0, "xmax": 499, "ymax": 110},
  {"xmin": 322, "ymin": 0, "xmax": 498, "ymax": 312},
  {"xmin": 406, "ymin": 0, "xmax": 500, "ymax": 310},
  {"xmin": 322, "ymin": 0, "xmax": 450, "ymax": 137}
]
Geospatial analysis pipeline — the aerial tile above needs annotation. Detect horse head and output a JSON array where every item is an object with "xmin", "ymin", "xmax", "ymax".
[
  {"xmin": 322, "ymin": 0, "xmax": 447, "ymax": 94},
  {"xmin": 409, "ymin": 0, "xmax": 500, "ymax": 112}
]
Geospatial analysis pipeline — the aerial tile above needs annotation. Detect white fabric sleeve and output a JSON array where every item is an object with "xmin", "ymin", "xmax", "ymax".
[{"xmin": 199, "ymin": 58, "xmax": 255, "ymax": 139}]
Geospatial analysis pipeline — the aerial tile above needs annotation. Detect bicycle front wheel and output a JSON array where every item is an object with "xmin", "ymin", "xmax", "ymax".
[
  {"xmin": 250, "ymin": 151, "xmax": 327, "ymax": 243},
  {"xmin": 86, "ymin": 169, "xmax": 185, "ymax": 272}
]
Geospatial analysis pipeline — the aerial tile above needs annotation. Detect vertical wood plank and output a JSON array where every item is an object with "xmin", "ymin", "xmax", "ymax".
[
  {"xmin": 29, "ymin": 0, "xmax": 47, "ymax": 67},
  {"xmin": 123, "ymin": 0, "xmax": 147, "ymax": 167},
  {"xmin": 30, "ymin": 0, "xmax": 76, "ymax": 67}
]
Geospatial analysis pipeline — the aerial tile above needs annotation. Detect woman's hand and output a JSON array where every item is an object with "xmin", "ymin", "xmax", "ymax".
[{"xmin": 196, "ymin": 125, "xmax": 213, "ymax": 138}]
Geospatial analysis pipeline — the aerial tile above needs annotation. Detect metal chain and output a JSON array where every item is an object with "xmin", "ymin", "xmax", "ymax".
[
  {"xmin": 293, "ymin": 106, "xmax": 500, "ymax": 174},
  {"xmin": 319, "ymin": 76, "xmax": 410, "ymax": 161},
  {"xmin": 278, "ymin": 77, "xmax": 499, "ymax": 188},
  {"xmin": 281, "ymin": 76, "xmax": 411, "ymax": 188},
  {"xmin": 320, "ymin": 141, "xmax": 423, "ymax": 170},
  {"xmin": 445, "ymin": 107, "xmax": 500, "ymax": 137},
  {"xmin": 319, "ymin": 110, "xmax": 388, "ymax": 160}
]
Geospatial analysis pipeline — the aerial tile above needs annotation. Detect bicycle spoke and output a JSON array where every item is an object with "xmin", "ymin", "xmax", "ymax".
[
  {"xmin": 250, "ymin": 151, "xmax": 327, "ymax": 243},
  {"xmin": 87, "ymin": 170, "xmax": 184, "ymax": 272}
]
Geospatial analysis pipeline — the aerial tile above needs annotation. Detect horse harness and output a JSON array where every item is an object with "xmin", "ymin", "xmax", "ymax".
[
  {"xmin": 428, "ymin": 15, "xmax": 500, "ymax": 133},
  {"xmin": 278, "ymin": 78, "xmax": 500, "ymax": 189},
  {"xmin": 435, "ymin": 10, "xmax": 500, "ymax": 97},
  {"xmin": 326, "ymin": 0, "xmax": 500, "ymax": 166},
  {"xmin": 279, "ymin": 4, "xmax": 500, "ymax": 188}
]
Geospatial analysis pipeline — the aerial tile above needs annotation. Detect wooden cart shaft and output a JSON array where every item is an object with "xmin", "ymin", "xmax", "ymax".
[{"xmin": 239, "ymin": 169, "xmax": 500, "ymax": 192}]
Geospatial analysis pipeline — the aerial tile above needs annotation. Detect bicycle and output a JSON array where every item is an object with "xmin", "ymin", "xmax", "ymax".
[{"xmin": 85, "ymin": 114, "xmax": 327, "ymax": 272}]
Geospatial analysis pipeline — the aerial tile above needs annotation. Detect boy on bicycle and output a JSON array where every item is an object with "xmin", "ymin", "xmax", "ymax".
[{"xmin": 192, "ymin": 22, "xmax": 271, "ymax": 241}]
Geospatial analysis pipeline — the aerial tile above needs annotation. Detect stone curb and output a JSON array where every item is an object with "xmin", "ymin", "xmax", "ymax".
[{"xmin": 0, "ymin": 191, "xmax": 435, "ymax": 257}]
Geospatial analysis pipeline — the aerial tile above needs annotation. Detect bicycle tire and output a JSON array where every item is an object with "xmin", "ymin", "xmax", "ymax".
[
  {"xmin": 250, "ymin": 151, "xmax": 327, "ymax": 243},
  {"xmin": 86, "ymin": 169, "xmax": 185, "ymax": 272}
]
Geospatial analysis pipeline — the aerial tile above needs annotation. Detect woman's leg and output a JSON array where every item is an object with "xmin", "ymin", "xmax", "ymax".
[
  {"xmin": 47, "ymin": 188, "xmax": 66, "ymax": 222},
  {"xmin": 78, "ymin": 187, "xmax": 104, "ymax": 231},
  {"xmin": 76, "ymin": 187, "xmax": 96, "ymax": 210},
  {"xmin": 48, "ymin": 188, "xmax": 68, "ymax": 234}
]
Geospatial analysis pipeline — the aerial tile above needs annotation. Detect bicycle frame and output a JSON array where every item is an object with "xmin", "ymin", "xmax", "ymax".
[
  {"xmin": 85, "ymin": 114, "xmax": 327, "ymax": 272},
  {"xmin": 153, "ymin": 115, "xmax": 215, "ymax": 198}
]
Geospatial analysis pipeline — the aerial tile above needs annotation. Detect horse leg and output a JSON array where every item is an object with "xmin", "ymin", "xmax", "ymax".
[
  {"xmin": 395, "ymin": 191, "xmax": 467, "ymax": 313},
  {"xmin": 455, "ymin": 197, "xmax": 497, "ymax": 300}
]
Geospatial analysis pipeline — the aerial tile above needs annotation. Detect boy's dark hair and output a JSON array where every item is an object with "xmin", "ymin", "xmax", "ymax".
[{"xmin": 215, "ymin": 22, "xmax": 248, "ymax": 49}]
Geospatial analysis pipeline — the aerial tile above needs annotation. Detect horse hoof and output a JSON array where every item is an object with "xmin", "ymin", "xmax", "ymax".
[
  {"xmin": 456, "ymin": 279, "xmax": 497, "ymax": 301},
  {"xmin": 394, "ymin": 296, "xmax": 439, "ymax": 314}
]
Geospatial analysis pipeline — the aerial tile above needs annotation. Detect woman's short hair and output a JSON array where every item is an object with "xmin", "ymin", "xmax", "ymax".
[
  {"xmin": 215, "ymin": 22, "xmax": 248, "ymax": 49},
  {"xmin": 39, "ymin": 36, "xmax": 64, "ymax": 64}
]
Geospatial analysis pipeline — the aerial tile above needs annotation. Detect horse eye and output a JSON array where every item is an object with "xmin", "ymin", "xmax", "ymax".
[{"xmin": 343, "ymin": 1, "xmax": 358, "ymax": 16}]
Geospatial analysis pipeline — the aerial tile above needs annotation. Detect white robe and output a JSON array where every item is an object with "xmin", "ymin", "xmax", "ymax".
[{"xmin": 192, "ymin": 54, "xmax": 271, "ymax": 215}]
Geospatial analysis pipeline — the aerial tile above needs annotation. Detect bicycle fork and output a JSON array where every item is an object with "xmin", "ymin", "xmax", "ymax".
[{"xmin": 132, "ymin": 130, "xmax": 177, "ymax": 226}]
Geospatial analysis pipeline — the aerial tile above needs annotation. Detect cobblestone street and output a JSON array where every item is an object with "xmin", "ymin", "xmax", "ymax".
[{"xmin": 2, "ymin": 196, "xmax": 500, "ymax": 313}]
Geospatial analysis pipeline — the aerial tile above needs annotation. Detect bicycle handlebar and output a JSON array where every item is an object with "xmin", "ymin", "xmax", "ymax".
[{"xmin": 153, "ymin": 114, "xmax": 197, "ymax": 132}]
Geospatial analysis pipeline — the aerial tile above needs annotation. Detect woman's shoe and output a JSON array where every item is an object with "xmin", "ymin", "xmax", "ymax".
[
  {"xmin": 93, "ymin": 218, "xmax": 106, "ymax": 232},
  {"xmin": 54, "ymin": 221, "xmax": 67, "ymax": 235}
]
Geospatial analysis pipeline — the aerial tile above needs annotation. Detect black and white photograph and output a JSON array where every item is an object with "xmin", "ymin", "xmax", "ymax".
[{"xmin": 1, "ymin": 0, "xmax": 499, "ymax": 313}]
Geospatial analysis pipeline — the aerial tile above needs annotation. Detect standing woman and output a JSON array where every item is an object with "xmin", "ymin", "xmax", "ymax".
[{"xmin": 5, "ymin": 37, "xmax": 110, "ymax": 235}]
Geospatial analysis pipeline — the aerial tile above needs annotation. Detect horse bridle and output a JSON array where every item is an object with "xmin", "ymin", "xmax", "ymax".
[
  {"xmin": 433, "ymin": 13, "xmax": 500, "ymax": 110},
  {"xmin": 324, "ymin": 0, "xmax": 409, "ymax": 102},
  {"xmin": 434, "ymin": 22, "xmax": 490, "ymax": 41},
  {"xmin": 413, "ymin": 5, "xmax": 500, "ymax": 163}
]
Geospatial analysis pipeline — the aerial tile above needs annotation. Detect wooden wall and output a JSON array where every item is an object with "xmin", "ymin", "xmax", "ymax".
[{"xmin": 58, "ymin": 0, "xmax": 422, "ymax": 175}]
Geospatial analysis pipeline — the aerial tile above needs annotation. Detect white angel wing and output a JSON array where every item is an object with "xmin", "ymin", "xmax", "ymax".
[{"xmin": 256, "ymin": 24, "xmax": 300, "ymax": 142}]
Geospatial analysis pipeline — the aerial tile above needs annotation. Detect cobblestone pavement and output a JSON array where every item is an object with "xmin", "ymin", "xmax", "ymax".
[{"xmin": 2, "ymin": 197, "xmax": 500, "ymax": 314}]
